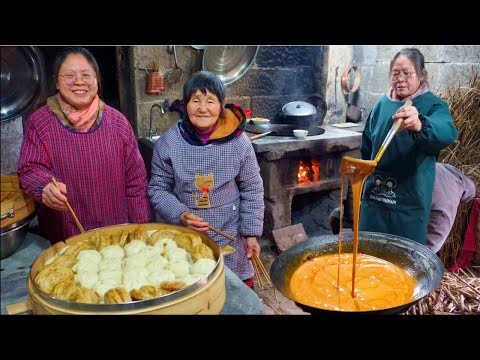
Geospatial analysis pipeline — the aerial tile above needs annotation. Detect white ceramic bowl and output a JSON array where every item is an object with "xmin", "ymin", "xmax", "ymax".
[
  {"xmin": 250, "ymin": 118, "xmax": 271, "ymax": 125},
  {"xmin": 293, "ymin": 129, "xmax": 308, "ymax": 139}
]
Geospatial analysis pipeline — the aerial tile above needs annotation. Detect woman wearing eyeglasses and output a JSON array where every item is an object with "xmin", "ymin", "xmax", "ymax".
[
  {"xmin": 358, "ymin": 47, "xmax": 458, "ymax": 245},
  {"xmin": 17, "ymin": 47, "xmax": 152, "ymax": 244}
]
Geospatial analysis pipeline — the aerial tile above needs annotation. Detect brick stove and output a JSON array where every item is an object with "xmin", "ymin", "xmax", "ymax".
[{"xmin": 249, "ymin": 124, "xmax": 362, "ymax": 237}]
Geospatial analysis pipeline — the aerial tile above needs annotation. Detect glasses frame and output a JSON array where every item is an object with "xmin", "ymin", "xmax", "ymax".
[
  {"xmin": 58, "ymin": 73, "xmax": 97, "ymax": 85},
  {"xmin": 390, "ymin": 71, "xmax": 417, "ymax": 82}
]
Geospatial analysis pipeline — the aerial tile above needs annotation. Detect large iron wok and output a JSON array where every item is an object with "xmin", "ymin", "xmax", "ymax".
[{"xmin": 270, "ymin": 231, "xmax": 444, "ymax": 315}]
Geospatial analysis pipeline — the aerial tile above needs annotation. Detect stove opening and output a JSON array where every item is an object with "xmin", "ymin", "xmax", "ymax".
[
  {"xmin": 297, "ymin": 158, "xmax": 320, "ymax": 185},
  {"xmin": 291, "ymin": 189, "xmax": 341, "ymax": 237}
]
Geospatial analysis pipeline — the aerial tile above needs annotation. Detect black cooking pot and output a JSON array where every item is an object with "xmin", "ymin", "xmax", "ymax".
[
  {"xmin": 278, "ymin": 99, "xmax": 326, "ymax": 128},
  {"xmin": 270, "ymin": 231, "xmax": 444, "ymax": 315}
]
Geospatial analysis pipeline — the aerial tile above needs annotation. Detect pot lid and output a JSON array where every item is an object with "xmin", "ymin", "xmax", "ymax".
[
  {"xmin": 1, "ymin": 46, "xmax": 42, "ymax": 122},
  {"xmin": 202, "ymin": 46, "xmax": 259, "ymax": 86},
  {"xmin": 282, "ymin": 101, "xmax": 317, "ymax": 116}
]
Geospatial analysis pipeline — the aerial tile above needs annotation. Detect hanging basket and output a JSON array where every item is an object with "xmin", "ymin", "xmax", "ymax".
[
  {"xmin": 146, "ymin": 62, "xmax": 166, "ymax": 94},
  {"xmin": 147, "ymin": 71, "xmax": 165, "ymax": 94}
]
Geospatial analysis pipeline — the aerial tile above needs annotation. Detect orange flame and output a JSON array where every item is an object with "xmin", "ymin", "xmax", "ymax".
[{"xmin": 297, "ymin": 160, "xmax": 320, "ymax": 185}]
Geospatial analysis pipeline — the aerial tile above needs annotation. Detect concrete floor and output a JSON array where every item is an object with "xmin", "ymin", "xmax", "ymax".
[{"xmin": 256, "ymin": 236, "xmax": 309, "ymax": 315}]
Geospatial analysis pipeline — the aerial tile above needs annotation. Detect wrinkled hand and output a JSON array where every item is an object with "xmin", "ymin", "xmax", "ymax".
[
  {"xmin": 42, "ymin": 181, "xmax": 68, "ymax": 212},
  {"xmin": 392, "ymin": 104, "xmax": 422, "ymax": 132},
  {"xmin": 180, "ymin": 211, "xmax": 209, "ymax": 233},
  {"xmin": 245, "ymin": 237, "xmax": 260, "ymax": 259}
]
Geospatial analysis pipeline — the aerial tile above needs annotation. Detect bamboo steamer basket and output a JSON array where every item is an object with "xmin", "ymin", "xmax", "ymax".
[
  {"xmin": 1, "ymin": 175, "xmax": 36, "ymax": 230},
  {"xmin": 24, "ymin": 223, "xmax": 226, "ymax": 315},
  {"xmin": 1, "ymin": 175, "xmax": 37, "ymax": 259}
]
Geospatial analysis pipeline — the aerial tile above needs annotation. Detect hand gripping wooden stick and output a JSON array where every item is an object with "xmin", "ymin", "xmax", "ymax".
[
  {"xmin": 185, "ymin": 214, "xmax": 236, "ymax": 241},
  {"xmin": 51, "ymin": 177, "xmax": 85, "ymax": 233}
]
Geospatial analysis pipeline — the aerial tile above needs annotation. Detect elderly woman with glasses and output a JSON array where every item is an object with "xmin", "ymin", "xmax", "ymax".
[
  {"xmin": 148, "ymin": 71, "xmax": 264, "ymax": 289},
  {"xmin": 17, "ymin": 47, "xmax": 152, "ymax": 244},
  {"xmin": 358, "ymin": 47, "xmax": 458, "ymax": 245}
]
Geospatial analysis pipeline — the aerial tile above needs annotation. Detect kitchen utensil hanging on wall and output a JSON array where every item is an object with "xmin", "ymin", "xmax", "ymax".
[
  {"xmin": 341, "ymin": 65, "xmax": 364, "ymax": 123},
  {"xmin": 167, "ymin": 46, "xmax": 183, "ymax": 85},
  {"xmin": 146, "ymin": 61, "xmax": 166, "ymax": 94},
  {"xmin": 191, "ymin": 46, "xmax": 206, "ymax": 73}
]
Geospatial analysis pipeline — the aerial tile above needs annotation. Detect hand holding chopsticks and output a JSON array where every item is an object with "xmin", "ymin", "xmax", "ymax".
[
  {"xmin": 183, "ymin": 213, "xmax": 272, "ymax": 289},
  {"xmin": 51, "ymin": 177, "xmax": 85, "ymax": 233},
  {"xmin": 184, "ymin": 213, "xmax": 237, "ymax": 242}
]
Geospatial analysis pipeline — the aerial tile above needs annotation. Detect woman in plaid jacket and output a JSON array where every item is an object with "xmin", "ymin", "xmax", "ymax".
[{"xmin": 148, "ymin": 71, "xmax": 264, "ymax": 287}]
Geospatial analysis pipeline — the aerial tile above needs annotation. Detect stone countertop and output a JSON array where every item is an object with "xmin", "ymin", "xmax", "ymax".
[
  {"xmin": 247, "ymin": 124, "xmax": 362, "ymax": 153},
  {"xmin": 139, "ymin": 124, "xmax": 364, "ymax": 155},
  {"xmin": 1, "ymin": 231, "xmax": 263, "ymax": 315}
]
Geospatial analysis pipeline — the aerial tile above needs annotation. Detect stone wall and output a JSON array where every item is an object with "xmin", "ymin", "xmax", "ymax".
[
  {"xmin": 0, "ymin": 117, "xmax": 24, "ymax": 175},
  {"xmin": 3, "ymin": 45, "xmax": 478, "ymax": 175},
  {"xmin": 349, "ymin": 45, "xmax": 480, "ymax": 120},
  {"xmin": 127, "ymin": 46, "xmax": 329, "ymax": 138}
]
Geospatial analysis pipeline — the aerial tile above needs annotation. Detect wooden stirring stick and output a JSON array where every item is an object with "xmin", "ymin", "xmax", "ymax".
[
  {"xmin": 373, "ymin": 99, "xmax": 412, "ymax": 164},
  {"xmin": 184, "ymin": 214, "xmax": 237, "ymax": 242},
  {"xmin": 51, "ymin": 177, "xmax": 85, "ymax": 233}
]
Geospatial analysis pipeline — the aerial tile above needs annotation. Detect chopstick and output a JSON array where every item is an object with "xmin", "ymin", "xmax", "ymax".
[
  {"xmin": 251, "ymin": 252, "xmax": 273, "ymax": 289},
  {"xmin": 51, "ymin": 177, "xmax": 85, "ymax": 233},
  {"xmin": 249, "ymin": 131, "xmax": 272, "ymax": 140},
  {"xmin": 184, "ymin": 214, "xmax": 237, "ymax": 242}
]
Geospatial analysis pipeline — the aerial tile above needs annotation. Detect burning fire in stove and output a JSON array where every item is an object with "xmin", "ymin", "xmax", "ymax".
[{"xmin": 297, "ymin": 159, "xmax": 320, "ymax": 185}]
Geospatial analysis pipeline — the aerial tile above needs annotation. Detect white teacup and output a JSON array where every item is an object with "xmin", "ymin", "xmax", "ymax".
[{"xmin": 293, "ymin": 129, "xmax": 308, "ymax": 139}]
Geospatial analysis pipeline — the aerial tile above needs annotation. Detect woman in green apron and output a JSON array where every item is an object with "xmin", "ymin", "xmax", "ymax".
[{"xmin": 359, "ymin": 48, "xmax": 458, "ymax": 244}]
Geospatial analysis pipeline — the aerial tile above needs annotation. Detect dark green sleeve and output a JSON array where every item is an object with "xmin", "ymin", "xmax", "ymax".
[{"xmin": 412, "ymin": 97, "xmax": 458, "ymax": 154}]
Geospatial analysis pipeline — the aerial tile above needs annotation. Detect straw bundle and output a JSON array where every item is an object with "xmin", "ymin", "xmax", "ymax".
[
  {"xmin": 405, "ymin": 267, "xmax": 480, "ymax": 315},
  {"xmin": 437, "ymin": 68, "xmax": 480, "ymax": 267}
]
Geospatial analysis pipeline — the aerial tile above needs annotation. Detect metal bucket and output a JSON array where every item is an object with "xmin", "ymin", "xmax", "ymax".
[{"xmin": 1, "ymin": 213, "xmax": 36, "ymax": 259}]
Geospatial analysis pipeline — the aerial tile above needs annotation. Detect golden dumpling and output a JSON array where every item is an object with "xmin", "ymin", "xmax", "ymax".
[
  {"xmin": 148, "ymin": 230, "xmax": 179, "ymax": 246},
  {"xmin": 191, "ymin": 243, "xmax": 215, "ymax": 262},
  {"xmin": 172, "ymin": 233, "xmax": 202, "ymax": 253},
  {"xmin": 118, "ymin": 230, "xmax": 129, "ymax": 247},
  {"xmin": 131, "ymin": 227, "xmax": 149, "ymax": 243},
  {"xmin": 130, "ymin": 285, "xmax": 158, "ymax": 301},
  {"xmin": 35, "ymin": 266, "xmax": 74, "ymax": 294},
  {"xmin": 88, "ymin": 231, "xmax": 113, "ymax": 251},
  {"xmin": 70, "ymin": 288, "xmax": 100, "ymax": 304},
  {"xmin": 104, "ymin": 287, "xmax": 132, "ymax": 304},
  {"xmin": 51, "ymin": 279, "xmax": 79, "ymax": 301},
  {"xmin": 48, "ymin": 254, "xmax": 78, "ymax": 269},
  {"xmin": 63, "ymin": 241, "xmax": 95, "ymax": 257},
  {"xmin": 158, "ymin": 281, "xmax": 187, "ymax": 292}
]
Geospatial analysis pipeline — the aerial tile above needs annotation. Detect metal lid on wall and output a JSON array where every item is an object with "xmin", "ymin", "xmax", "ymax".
[
  {"xmin": 202, "ymin": 46, "xmax": 259, "ymax": 86},
  {"xmin": 1, "ymin": 46, "xmax": 42, "ymax": 122}
]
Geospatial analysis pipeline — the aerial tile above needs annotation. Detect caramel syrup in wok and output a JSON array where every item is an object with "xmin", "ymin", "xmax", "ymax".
[
  {"xmin": 290, "ymin": 253, "xmax": 415, "ymax": 311},
  {"xmin": 290, "ymin": 156, "xmax": 415, "ymax": 311}
]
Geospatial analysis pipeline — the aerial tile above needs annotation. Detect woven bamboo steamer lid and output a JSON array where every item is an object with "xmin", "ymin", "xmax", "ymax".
[
  {"xmin": 341, "ymin": 66, "xmax": 361, "ymax": 95},
  {"xmin": 1, "ymin": 175, "xmax": 36, "ymax": 230},
  {"xmin": 23, "ymin": 223, "xmax": 226, "ymax": 315}
]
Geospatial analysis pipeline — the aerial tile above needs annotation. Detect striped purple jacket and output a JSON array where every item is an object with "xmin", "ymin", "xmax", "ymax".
[{"xmin": 17, "ymin": 104, "xmax": 151, "ymax": 244}]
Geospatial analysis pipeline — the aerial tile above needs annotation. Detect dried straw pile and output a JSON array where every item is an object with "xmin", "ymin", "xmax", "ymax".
[
  {"xmin": 405, "ymin": 267, "xmax": 480, "ymax": 315},
  {"xmin": 437, "ymin": 68, "xmax": 480, "ymax": 268}
]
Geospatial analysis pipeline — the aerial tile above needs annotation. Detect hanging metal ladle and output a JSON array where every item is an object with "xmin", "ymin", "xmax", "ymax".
[{"xmin": 167, "ymin": 45, "xmax": 183, "ymax": 84}]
